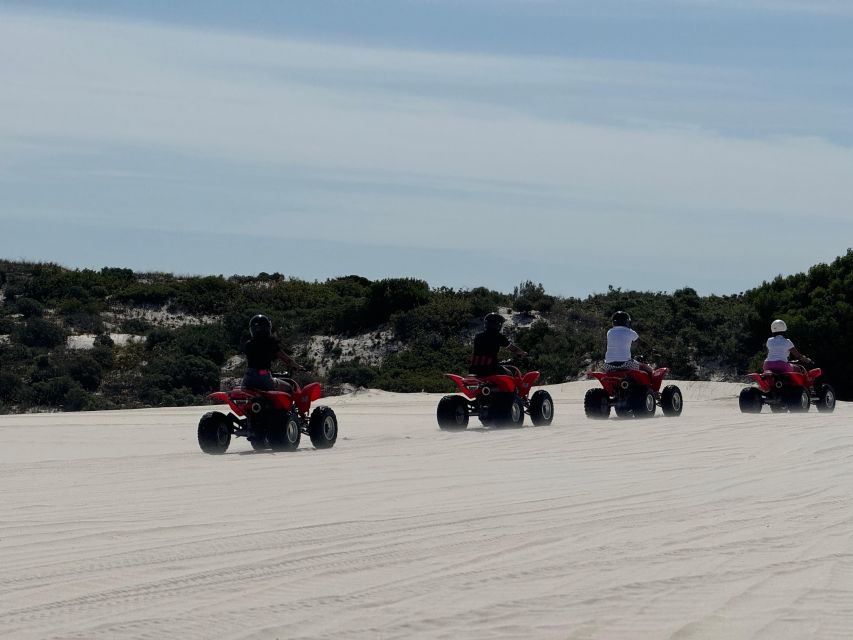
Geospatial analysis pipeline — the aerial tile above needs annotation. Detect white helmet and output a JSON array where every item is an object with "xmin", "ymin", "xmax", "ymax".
[{"xmin": 771, "ymin": 319, "xmax": 787, "ymax": 333}]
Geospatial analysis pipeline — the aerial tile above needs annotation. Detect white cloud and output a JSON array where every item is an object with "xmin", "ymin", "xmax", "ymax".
[{"xmin": 1, "ymin": 9, "xmax": 852, "ymax": 284}]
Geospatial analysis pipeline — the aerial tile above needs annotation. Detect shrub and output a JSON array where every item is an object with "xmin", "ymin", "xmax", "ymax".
[
  {"xmin": 327, "ymin": 361, "xmax": 378, "ymax": 388},
  {"xmin": 18, "ymin": 318, "xmax": 66, "ymax": 348}
]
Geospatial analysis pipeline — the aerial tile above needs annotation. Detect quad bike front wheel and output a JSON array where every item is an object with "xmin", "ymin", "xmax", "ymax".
[
  {"xmin": 817, "ymin": 384, "xmax": 836, "ymax": 413},
  {"xmin": 437, "ymin": 395, "xmax": 470, "ymax": 430},
  {"xmin": 198, "ymin": 411, "xmax": 231, "ymax": 454},
  {"xmin": 584, "ymin": 388, "xmax": 611, "ymax": 419},
  {"xmin": 738, "ymin": 387, "xmax": 763, "ymax": 413},
  {"xmin": 529, "ymin": 390, "xmax": 554, "ymax": 426},
  {"xmin": 660, "ymin": 385, "xmax": 683, "ymax": 417},
  {"xmin": 309, "ymin": 406, "xmax": 339, "ymax": 448}
]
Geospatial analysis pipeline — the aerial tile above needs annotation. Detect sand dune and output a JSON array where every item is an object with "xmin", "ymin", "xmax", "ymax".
[{"xmin": 1, "ymin": 382, "xmax": 851, "ymax": 639}]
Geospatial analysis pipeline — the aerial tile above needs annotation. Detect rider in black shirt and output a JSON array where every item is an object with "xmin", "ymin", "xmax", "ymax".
[
  {"xmin": 470, "ymin": 313, "xmax": 527, "ymax": 376},
  {"xmin": 242, "ymin": 315, "xmax": 303, "ymax": 392}
]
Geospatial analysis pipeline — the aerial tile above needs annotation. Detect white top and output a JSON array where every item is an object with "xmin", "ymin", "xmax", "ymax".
[
  {"xmin": 605, "ymin": 326, "xmax": 639, "ymax": 363},
  {"xmin": 766, "ymin": 335, "xmax": 795, "ymax": 361}
]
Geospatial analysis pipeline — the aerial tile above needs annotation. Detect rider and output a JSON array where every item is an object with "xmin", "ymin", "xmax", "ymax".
[
  {"xmin": 603, "ymin": 311, "xmax": 655, "ymax": 377},
  {"xmin": 470, "ymin": 312, "xmax": 527, "ymax": 376},
  {"xmin": 763, "ymin": 319, "xmax": 813, "ymax": 373},
  {"xmin": 242, "ymin": 314, "xmax": 303, "ymax": 393}
]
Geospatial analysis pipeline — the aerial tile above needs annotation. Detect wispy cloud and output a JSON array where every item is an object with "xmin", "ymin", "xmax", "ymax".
[{"xmin": 1, "ymin": 8, "xmax": 852, "ymax": 293}]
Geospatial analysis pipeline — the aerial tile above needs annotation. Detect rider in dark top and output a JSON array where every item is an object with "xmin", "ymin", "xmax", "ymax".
[
  {"xmin": 242, "ymin": 315, "xmax": 303, "ymax": 393},
  {"xmin": 470, "ymin": 313, "xmax": 527, "ymax": 376}
]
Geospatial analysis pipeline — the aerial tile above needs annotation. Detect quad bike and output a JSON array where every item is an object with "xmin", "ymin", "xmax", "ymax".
[
  {"xmin": 437, "ymin": 361, "xmax": 554, "ymax": 430},
  {"xmin": 584, "ymin": 362, "xmax": 683, "ymax": 419},
  {"xmin": 198, "ymin": 372, "xmax": 338, "ymax": 454},
  {"xmin": 738, "ymin": 362, "xmax": 835, "ymax": 414}
]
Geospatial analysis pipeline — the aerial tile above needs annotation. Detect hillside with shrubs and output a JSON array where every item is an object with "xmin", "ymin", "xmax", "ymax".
[{"xmin": 1, "ymin": 250, "xmax": 852, "ymax": 412}]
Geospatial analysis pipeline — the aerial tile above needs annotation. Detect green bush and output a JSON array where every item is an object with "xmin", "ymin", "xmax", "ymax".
[
  {"xmin": 327, "ymin": 361, "xmax": 378, "ymax": 388},
  {"xmin": 18, "ymin": 318, "xmax": 66, "ymax": 348}
]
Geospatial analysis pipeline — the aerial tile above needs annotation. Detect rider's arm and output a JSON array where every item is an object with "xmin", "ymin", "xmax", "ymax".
[
  {"xmin": 790, "ymin": 347, "xmax": 813, "ymax": 364},
  {"xmin": 507, "ymin": 342, "xmax": 528, "ymax": 358},
  {"xmin": 276, "ymin": 350, "xmax": 303, "ymax": 372}
]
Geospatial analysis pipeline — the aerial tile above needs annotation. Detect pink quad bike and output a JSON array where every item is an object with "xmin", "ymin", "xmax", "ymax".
[
  {"xmin": 198, "ymin": 373, "xmax": 338, "ymax": 454},
  {"xmin": 584, "ymin": 366, "xmax": 683, "ymax": 419},
  {"xmin": 738, "ymin": 363, "xmax": 835, "ymax": 414},
  {"xmin": 437, "ymin": 362, "xmax": 554, "ymax": 430}
]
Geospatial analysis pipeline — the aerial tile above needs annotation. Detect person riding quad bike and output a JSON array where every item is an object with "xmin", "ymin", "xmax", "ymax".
[
  {"xmin": 763, "ymin": 319, "xmax": 813, "ymax": 373},
  {"xmin": 242, "ymin": 314, "xmax": 304, "ymax": 393},
  {"xmin": 470, "ymin": 313, "xmax": 527, "ymax": 376},
  {"xmin": 603, "ymin": 311, "xmax": 655, "ymax": 377}
]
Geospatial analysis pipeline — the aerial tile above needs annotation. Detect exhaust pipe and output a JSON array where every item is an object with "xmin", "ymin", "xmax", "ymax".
[
  {"xmin": 481, "ymin": 385, "xmax": 491, "ymax": 396},
  {"xmin": 620, "ymin": 380, "xmax": 630, "ymax": 389},
  {"xmin": 775, "ymin": 381, "xmax": 783, "ymax": 389},
  {"xmin": 251, "ymin": 401, "xmax": 263, "ymax": 414}
]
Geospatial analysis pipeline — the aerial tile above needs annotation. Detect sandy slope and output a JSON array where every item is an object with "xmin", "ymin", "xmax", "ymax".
[{"xmin": 1, "ymin": 382, "xmax": 851, "ymax": 640}]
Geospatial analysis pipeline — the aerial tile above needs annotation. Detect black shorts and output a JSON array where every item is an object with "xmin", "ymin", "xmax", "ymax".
[{"xmin": 242, "ymin": 368, "xmax": 274, "ymax": 390}]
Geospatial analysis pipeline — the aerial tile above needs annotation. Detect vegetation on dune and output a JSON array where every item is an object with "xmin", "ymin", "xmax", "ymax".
[{"xmin": 1, "ymin": 250, "xmax": 852, "ymax": 412}]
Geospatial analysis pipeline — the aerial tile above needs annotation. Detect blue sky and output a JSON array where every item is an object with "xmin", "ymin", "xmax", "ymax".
[{"xmin": 1, "ymin": 1, "xmax": 852, "ymax": 296}]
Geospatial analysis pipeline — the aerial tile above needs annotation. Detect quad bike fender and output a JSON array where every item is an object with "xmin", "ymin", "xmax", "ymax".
[
  {"xmin": 444, "ymin": 373, "xmax": 481, "ymax": 400},
  {"xmin": 808, "ymin": 367, "xmax": 822, "ymax": 383},
  {"xmin": 748, "ymin": 373, "xmax": 772, "ymax": 393},
  {"xmin": 208, "ymin": 391, "xmax": 230, "ymax": 404},
  {"xmin": 519, "ymin": 371, "xmax": 540, "ymax": 396},
  {"xmin": 651, "ymin": 367, "xmax": 669, "ymax": 392},
  {"xmin": 266, "ymin": 390, "xmax": 294, "ymax": 411},
  {"xmin": 587, "ymin": 371, "xmax": 617, "ymax": 397},
  {"xmin": 482, "ymin": 374, "xmax": 517, "ymax": 393},
  {"xmin": 295, "ymin": 382, "xmax": 323, "ymax": 413}
]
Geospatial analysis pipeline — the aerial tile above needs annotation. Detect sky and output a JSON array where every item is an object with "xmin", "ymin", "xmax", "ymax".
[{"xmin": 1, "ymin": 1, "xmax": 852, "ymax": 297}]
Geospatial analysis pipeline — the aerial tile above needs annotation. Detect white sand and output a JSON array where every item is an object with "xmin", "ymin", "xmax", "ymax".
[{"xmin": 1, "ymin": 381, "xmax": 851, "ymax": 639}]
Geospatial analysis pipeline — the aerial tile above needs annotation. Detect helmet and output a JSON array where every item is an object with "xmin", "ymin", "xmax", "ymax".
[
  {"xmin": 484, "ymin": 313, "xmax": 505, "ymax": 330},
  {"xmin": 249, "ymin": 314, "xmax": 272, "ymax": 338},
  {"xmin": 611, "ymin": 310, "xmax": 631, "ymax": 327},
  {"xmin": 770, "ymin": 319, "xmax": 787, "ymax": 334}
]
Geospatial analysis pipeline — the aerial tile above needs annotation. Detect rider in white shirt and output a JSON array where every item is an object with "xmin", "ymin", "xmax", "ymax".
[
  {"xmin": 763, "ymin": 319, "xmax": 813, "ymax": 373},
  {"xmin": 603, "ymin": 311, "xmax": 654, "ymax": 377}
]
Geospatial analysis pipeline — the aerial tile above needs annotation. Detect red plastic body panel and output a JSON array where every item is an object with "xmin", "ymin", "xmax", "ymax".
[
  {"xmin": 207, "ymin": 381, "xmax": 324, "ymax": 417},
  {"xmin": 749, "ymin": 367, "xmax": 823, "ymax": 393},
  {"xmin": 587, "ymin": 367, "xmax": 669, "ymax": 396},
  {"xmin": 444, "ymin": 369, "xmax": 542, "ymax": 400}
]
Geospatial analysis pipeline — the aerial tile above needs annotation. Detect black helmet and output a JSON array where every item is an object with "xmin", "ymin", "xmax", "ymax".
[
  {"xmin": 249, "ymin": 314, "xmax": 272, "ymax": 338},
  {"xmin": 611, "ymin": 310, "xmax": 631, "ymax": 327},
  {"xmin": 484, "ymin": 313, "xmax": 505, "ymax": 330}
]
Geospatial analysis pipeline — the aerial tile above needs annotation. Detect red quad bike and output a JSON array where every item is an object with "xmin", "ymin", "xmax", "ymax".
[
  {"xmin": 197, "ymin": 372, "xmax": 338, "ymax": 454},
  {"xmin": 584, "ymin": 366, "xmax": 683, "ymax": 419},
  {"xmin": 738, "ymin": 363, "xmax": 836, "ymax": 414},
  {"xmin": 437, "ymin": 361, "xmax": 554, "ymax": 430}
]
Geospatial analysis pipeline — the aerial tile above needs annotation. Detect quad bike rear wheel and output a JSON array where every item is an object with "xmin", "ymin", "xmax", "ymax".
[
  {"xmin": 198, "ymin": 411, "xmax": 231, "ymax": 454},
  {"xmin": 631, "ymin": 388, "xmax": 656, "ymax": 418},
  {"xmin": 529, "ymin": 390, "xmax": 554, "ymax": 425},
  {"xmin": 268, "ymin": 412, "xmax": 301, "ymax": 451},
  {"xmin": 738, "ymin": 387, "xmax": 763, "ymax": 413},
  {"xmin": 660, "ymin": 385, "xmax": 683, "ymax": 417},
  {"xmin": 817, "ymin": 384, "xmax": 836, "ymax": 413},
  {"xmin": 308, "ymin": 406, "xmax": 338, "ymax": 448},
  {"xmin": 437, "ymin": 395, "xmax": 470, "ymax": 430},
  {"xmin": 786, "ymin": 387, "xmax": 810, "ymax": 413},
  {"xmin": 249, "ymin": 437, "xmax": 269, "ymax": 451},
  {"xmin": 494, "ymin": 394, "xmax": 525, "ymax": 428},
  {"xmin": 583, "ymin": 388, "xmax": 611, "ymax": 419}
]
